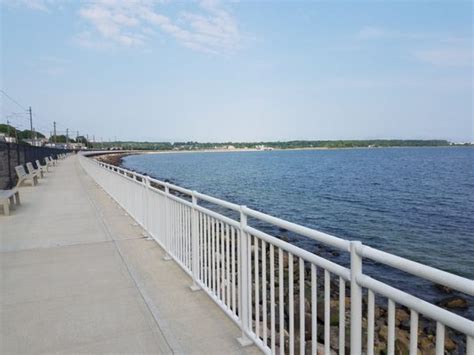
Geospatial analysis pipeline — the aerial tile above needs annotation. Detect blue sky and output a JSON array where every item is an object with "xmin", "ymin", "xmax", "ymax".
[{"xmin": 1, "ymin": 0, "xmax": 472, "ymax": 142}]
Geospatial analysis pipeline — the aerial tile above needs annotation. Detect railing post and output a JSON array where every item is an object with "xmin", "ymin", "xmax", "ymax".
[
  {"xmin": 237, "ymin": 205, "xmax": 253, "ymax": 347},
  {"xmin": 143, "ymin": 176, "xmax": 150, "ymax": 233},
  {"xmin": 163, "ymin": 183, "xmax": 172, "ymax": 261},
  {"xmin": 190, "ymin": 191, "xmax": 201, "ymax": 291},
  {"xmin": 350, "ymin": 241, "xmax": 363, "ymax": 354}
]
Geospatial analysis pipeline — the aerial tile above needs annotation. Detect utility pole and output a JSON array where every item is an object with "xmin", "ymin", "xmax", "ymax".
[
  {"xmin": 6, "ymin": 120, "xmax": 10, "ymax": 137},
  {"xmin": 76, "ymin": 130, "xmax": 79, "ymax": 142},
  {"xmin": 66, "ymin": 128, "xmax": 69, "ymax": 144},
  {"xmin": 53, "ymin": 121, "xmax": 57, "ymax": 143},
  {"xmin": 28, "ymin": 106, "xmax": 34, "ymax": 139}
]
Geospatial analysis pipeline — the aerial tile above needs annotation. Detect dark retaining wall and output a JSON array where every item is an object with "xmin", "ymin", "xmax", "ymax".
[{"xmin": 0, "ymin": 142, "xmax": 71, "ymax": 189}]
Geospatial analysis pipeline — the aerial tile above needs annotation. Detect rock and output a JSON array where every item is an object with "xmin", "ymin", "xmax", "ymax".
[
  {"xmin": 316, "ymin": 300, "xmax": 339, "ymax": 325},
  {"xmin": 444, "ymin": 336, "xmax": 456, "ymax": 351},
  {"xmin": 275, "ymin": 328, "xmax": 289, "ymax": 348},
  {"xmin": 395, "ymin": 309, "xmax": 410, "ymax": 324},
  {"xmin": 419, "ymin": 335, "xmax": 435, "ymax": 355},
  {"xmin": 329, "ymin": 326, "xmax": 339, "ymax": 350},
  {"xmin": 436, "ymin": 296, "xmax": 469, "ymax": 309},
  {"xmin": 394, "ymin": 329, "xmax": 410, "ymax": 355},
  {"xmin": 434, "ymin": 284, "xmax": 453, "ymax": 294}
]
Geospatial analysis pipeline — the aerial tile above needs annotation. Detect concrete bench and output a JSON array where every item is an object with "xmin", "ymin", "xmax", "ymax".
[
  {"xmin": 45, "ymin": 156, "xmax": 57, "ymax": 167},
  {"xmin": 15, "ymin": 165, "xmax": 39, "ymax": 187},
  {"xmin": 36, "ymin": 159, "xmax": 49, "ymax": 173},
  {"xmin": 0, "ymin": 189, "xmax": 20, "ymax": 216},
  {"xmin": 26, "ymin": 162, "xmax": 44, "ymax": 179}
]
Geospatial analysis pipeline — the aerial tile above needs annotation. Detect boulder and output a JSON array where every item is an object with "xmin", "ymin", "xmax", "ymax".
[{"xmin": 436, "ymin": 296, "xmax": 469, "ymax": 309}]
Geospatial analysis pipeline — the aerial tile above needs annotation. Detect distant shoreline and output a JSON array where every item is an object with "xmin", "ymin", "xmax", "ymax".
[
  {"xmin": 95, "ymin": 145, "xmax": 472, "ymax": 166},
  {"xmin": 131, "ymin": 144, "xmax": 473, "ymax": 156}
]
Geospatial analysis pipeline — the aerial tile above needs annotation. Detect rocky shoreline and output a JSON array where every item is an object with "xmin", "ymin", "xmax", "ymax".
[
  {"xmin": 259, "ymin": 246, "xmax": 465, "ymax": 354},
  {"xmin": 94, "ymin": 152, "xmax": 135, "ymax": 166}
]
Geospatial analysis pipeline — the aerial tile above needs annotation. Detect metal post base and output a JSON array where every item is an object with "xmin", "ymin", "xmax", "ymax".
[
  {"xmin": 163, "ymin": 254, "xmax": 172, "ymax": 261},
  {"xmin": 237, "ymin": 336, "xmax": 253, "ymax": 347},
  {"xmin": 189, "ymin": 284, "xmax": 201, "ymax": 291}
]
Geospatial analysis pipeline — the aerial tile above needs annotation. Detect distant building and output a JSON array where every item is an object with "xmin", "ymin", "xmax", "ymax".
[
  {"xmin": 23, "ymin": 138, "xmax": 48, "ymax": 147},
  {"xmin": 256, "ymin": 144, "xmax": 274, "ymax": 151},
  {"xmin": 0, "ymin": 133, "xmax": 17, "ymax": 143}
]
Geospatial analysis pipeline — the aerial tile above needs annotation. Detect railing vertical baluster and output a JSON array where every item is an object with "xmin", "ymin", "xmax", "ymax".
[
  {"xmin": 176, "ymin": 203, "xmax": 180, "ymax": 261},
  {"xmin": 226, "ymin": 224, "xmax": 230, "ymax": 308},
  {"xmin": 324, "ymin": 269, "xmax": 330, "ymax": 355},
  {"xmin": 339, "ymin": 276, "xmax": 345, "ymax": 355},
  {"xmin": 220, "ymin": 222, "xmax": 225, "ymax": 302},
  {"xmin": 270, "ymin": 244, "xmax": 275, "ymax": 353},
  {"xmin": 279, "ymin": 248, "xmax": 285, "ymax": 355},
  {"xmin": 435, "ymin": 322, "xmax": 445, "ymax": 355},
  {"xmin": 409, "ymin": 309, "xmax": 418, "ymax": 355},
  {"xmin": 204, "ymin": 215, "xmax": 209, "ymax": 287},
  {"xmin": 368, "ymin": 290, "xmax": 375, "ymax": 355},
  {"xmin": 144, "ymin": 176, "xmax": 150, "ymax": 232},
  {"xmin": 231, "ymin": 227, "xmax": 236, "ymax": 313},
  {"xmin": 299, "ymin": 258, "xmax": 305, "ymax": 355},
  {"xmin": 207, "ymin": 215, "xmax": 211, "ymax": 288},
  {"xmin": 237, "ymin": 206, "xmax": 252, "ymax": 346},
  {"xmin": 388, "ymin": 299, "xmax": 395, "ymax": 355},
  {"xmin": 467, "ymin": 336, "xmax": 473, "ymax": 355},
  {"xmin": 311, "ymin": 264, "xmax": 317, "ymax": 355},
  {"xmin": 190, "ymin": 192, "xmax": 200, "ymax": 291},
  {"xmin": 212, "ymin": 218, "xmax": 216, "ymax": 294},
  {"xmin": 255, "ymin": 236, "xmax": 260, "ymax": 339},
  {"xmin": 172, "ymin": 201, "xmax": 176, "ymax": 257},
  {"xmin": 289, "ymin": 253, "xmax": 294, "ymax": 355},
  {"xmin": 248, "ymin": 230, "xmax": 252, "ymax": 334},
  {"xmin": 199, "ymin": 212, "xmax": 203, "ymax": 281},
  {"xmin": 350, "ymin": 241, "xmax": 363, "ymax": 354},
  {"xmin": 187, "ymin": 206, "xmax": 191, "ymax": 268},
  {"xmin": 262, "ymin": 240, "xmax": 267, "ymax": 347},
  {"xmin": 217, "ymin": 221, "xmax": 221, "ymax": 301}
]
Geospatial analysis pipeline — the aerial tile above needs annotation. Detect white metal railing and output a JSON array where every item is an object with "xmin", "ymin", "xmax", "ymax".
[{"xmin": 79, "ymin": 153, "xmax": 474, "ymax": 355}]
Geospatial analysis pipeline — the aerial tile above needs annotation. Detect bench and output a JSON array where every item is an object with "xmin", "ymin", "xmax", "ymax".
[
  {"xmin": 45, "ymin": 156, "xmax": 57, "ymax": 167},
  {"xmin": 36, "ymin": 159, "xmax": 49, "ymax": 173},
  {"xmin": 0, "ymin": 189, "xmax": 20, "ymax": 216},
  {"xmin": 26, "ymin": 162, "xmax": 44, "ymax": 179},
  {"xmin": 15, "ymin": 165, "xmax": 39, "ymax": 186}
]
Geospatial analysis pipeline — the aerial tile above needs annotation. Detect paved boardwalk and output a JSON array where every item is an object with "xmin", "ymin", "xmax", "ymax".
[{"xmin": 0, "ymin": 156, "xmax": 260, "ymax": 354}]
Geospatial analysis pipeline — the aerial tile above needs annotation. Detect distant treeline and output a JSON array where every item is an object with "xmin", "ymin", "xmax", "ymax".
[
  {"xmin": 93, "ymin": 139, "xmax": 462, "ymax": 151},
  {"xmin": 0, "ymin": 124, "xmax": 45, "ymax": 140}
]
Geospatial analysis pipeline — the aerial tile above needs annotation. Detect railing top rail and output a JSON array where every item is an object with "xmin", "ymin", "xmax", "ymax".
[
  {"xmin": 194, "ymin": 191, "xmax": 241, "ymax": 212},
  {"xmin": 243, "ymin": 206, "xmax": 351, "ymax": 251},
  {"xmin": 357, "ymin": 274, "xmax": 474, "ymax": 337},
  {"xmin": 360, "ymin": 245, "xmax": 474, "ymax": 296}
]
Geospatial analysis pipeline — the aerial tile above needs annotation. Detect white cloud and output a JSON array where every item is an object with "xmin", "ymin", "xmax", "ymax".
[
  {"xmin": 4, "ymin": 0, "xmax": 60, "ymax": 11},
  {"xmin": 77, "ymin": 0, "xmax": 243, "ymax": 53}
]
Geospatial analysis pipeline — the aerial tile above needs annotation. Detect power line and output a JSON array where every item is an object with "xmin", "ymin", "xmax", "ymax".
[{"xmin": 0, "ymin": 89, "xmax": 28, "ymax": 111}]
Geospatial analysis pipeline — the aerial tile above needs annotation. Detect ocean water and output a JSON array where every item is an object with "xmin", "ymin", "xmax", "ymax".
[{"xmin": 123, "ymin": 147, "xmax": 474, "ymax": 315}]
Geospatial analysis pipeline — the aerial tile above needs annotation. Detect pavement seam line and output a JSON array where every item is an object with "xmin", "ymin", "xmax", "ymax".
[{"xmin": 75, "ymin": 158, "xmax": 185, "ymax": 355}]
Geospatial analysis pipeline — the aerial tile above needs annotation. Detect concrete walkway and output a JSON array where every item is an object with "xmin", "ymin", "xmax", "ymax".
[{"xmin": 0, "ymin": 156, "xmax": 260, "ymax": 354}]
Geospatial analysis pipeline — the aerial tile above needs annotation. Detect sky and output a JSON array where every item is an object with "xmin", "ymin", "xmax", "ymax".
[{"xmin": 1, "ymin": 0, "xmax": 472, "ymax": 142}]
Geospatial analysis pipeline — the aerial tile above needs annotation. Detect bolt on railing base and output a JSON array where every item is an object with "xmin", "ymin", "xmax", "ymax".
[
  {"xmin": 236, "ymin": 336, "xmax": 253, "ymax": 347},
  {"xmin": 163, "ymin": 255, "xmax": 172, "ymax": 261}
]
